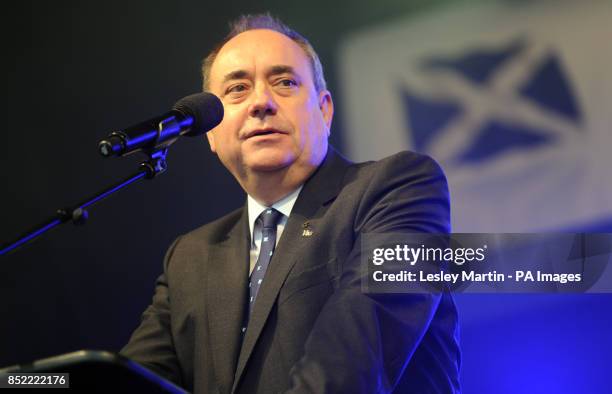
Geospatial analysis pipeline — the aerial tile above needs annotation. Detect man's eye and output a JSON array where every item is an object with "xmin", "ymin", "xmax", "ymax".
[
  {"xmin": 278, "ymin": 79, "xmax": 297, "ymax": 87},
  {"xmin": 227, "ymin": 84, "xmax": 248, "ymax": 94}
]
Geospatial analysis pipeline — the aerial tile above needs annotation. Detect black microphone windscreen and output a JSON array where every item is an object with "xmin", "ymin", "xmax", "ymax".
[{"xmin": 173, "ymin": 92, "xmax": 224, "ymax": 136}]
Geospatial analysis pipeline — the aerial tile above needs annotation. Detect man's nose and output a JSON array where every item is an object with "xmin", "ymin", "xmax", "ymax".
[{"xmin": 248, "ymin": 85, "xmax": 277, "ymax": 119}]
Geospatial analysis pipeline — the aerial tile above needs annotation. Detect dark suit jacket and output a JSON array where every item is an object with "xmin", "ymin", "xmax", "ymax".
[{"xmin": 121, "ymin": 148, "xmax": 461, "ymax": 393}]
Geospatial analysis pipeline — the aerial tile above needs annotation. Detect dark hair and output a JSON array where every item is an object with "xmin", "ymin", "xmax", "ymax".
[{"xmin": 201, "ymin": 13, "xmax": 327, "ymax": 93}]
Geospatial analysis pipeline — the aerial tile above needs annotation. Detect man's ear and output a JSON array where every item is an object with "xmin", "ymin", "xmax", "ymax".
[
  {"xmin": 206, "ymin": 131, "xmax": 217, "ymax": 153},
  {"xmin": 318, "ymin": 90, "xmax": 334, "ymax": 135}
]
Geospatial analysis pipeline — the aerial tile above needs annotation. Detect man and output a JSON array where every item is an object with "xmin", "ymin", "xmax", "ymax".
[{"xmin": 122, "ymin": 14, "xmax": 460, "ymax": 394}]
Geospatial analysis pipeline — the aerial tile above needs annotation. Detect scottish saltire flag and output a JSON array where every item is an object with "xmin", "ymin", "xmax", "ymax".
[{"xmin": 338, "ymin": 0, "xmax": 612, "ymax": 232}]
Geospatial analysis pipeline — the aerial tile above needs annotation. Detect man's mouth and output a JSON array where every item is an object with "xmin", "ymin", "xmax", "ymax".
[{"xmin": 243, "ymin": 128, "xmax": 286, "ymax": 139}]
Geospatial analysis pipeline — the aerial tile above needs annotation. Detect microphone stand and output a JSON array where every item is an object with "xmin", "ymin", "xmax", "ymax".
[{"xmin": 1, "ymin": 148, "xmax": 168, "ymax": 256}]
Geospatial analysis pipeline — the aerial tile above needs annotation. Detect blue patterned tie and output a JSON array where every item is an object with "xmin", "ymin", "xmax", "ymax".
[{"xmin": 248, "ymin": 208, "xmax": 283, "ymax": 317}]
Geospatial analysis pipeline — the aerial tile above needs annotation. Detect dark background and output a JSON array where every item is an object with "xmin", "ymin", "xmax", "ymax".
[
  {"xmin": 2, "ymin": 1, "xmax": 611, "ymax": 393},
  {"xmin": 1, "ymin": 0, "xmax": 444, "ymax": 365}
]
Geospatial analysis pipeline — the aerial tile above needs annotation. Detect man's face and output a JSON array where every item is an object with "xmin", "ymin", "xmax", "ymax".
[{"xmin": 206, "ymin": 29, "xmax": 333, "ymax": 182}]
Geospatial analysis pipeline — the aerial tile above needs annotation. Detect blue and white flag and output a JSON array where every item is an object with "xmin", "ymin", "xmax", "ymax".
[{"xmin": 339, "ymin": 0, "xmax": 612, "ymax": 232}]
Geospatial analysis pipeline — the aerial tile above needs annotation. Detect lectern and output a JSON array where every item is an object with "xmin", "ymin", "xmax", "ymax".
[{"xmin": 0, "ymin": 350, "xmax": 187, "ymax": 392}]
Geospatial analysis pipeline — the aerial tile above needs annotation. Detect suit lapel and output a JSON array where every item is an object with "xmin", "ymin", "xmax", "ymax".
[
  {"xmin": 207, "ymin": 208, "xmax": 250, "ymax": 394},
  {"xmin": 232, "ymin": 148, "xmax": 352, "ymax": 392}
]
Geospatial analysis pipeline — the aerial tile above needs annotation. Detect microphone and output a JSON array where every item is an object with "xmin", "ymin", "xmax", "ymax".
[{"xmin": 98, "ymin": 92, "xmax": 224, "ymax": 157}]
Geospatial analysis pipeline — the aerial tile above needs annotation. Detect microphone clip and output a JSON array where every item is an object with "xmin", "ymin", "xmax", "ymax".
[{"xmin": 139, "ymin": 148, "xmax": 168, "ymax": 179}]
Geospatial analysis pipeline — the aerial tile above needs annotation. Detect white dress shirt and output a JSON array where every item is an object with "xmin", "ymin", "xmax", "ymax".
[{"xmin": 247, "ymin": 187, "xmax": 302, "ymax": 275}]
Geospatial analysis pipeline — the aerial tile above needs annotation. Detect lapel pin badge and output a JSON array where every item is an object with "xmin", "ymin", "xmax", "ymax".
[{"xmin": 302, "ymin": 221, "xmax": 313, "ymax": 237}]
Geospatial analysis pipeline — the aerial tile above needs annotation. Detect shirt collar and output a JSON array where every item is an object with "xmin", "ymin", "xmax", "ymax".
[{"xmin": 247, "ymin": 186, "xmax": 303, "ymax": 241}]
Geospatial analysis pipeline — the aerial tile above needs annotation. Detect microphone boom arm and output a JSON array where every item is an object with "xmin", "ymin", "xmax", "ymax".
[{"xmin": 1, "ymin": 147, "xmax": 169, "ymax": 256}]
